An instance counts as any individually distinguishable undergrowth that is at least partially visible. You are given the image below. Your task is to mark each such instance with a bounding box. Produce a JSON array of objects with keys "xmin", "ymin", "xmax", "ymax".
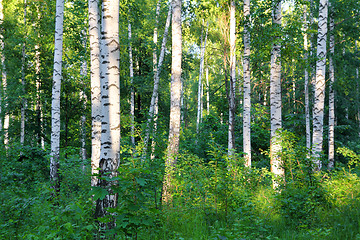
[{"xmin": 1, "ymin": 138, "xmax": 360, "ymax": 239}]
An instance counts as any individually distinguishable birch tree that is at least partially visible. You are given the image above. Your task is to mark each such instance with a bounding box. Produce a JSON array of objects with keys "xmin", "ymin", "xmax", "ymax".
[
  {"xmin": 228, "ymin": 0, "xmax": 236, "ymax": 156},
  {"xmin": 303, "ymin": 2, "xmax": 311, "ymax": 154},
  {"xmin": 89, "ymin": 0, "xmax": 101, "ymax": 187},
  {"xmin": 95, "ymin": 0, "xmax": 120, "ymax": 228},
  {"xmin": 0, "ymin": 0, "xmax": 3, "ymax": 136},
  {"xmin": 163, "ymin": 0, "xmax": 181, "ymax": 204},
  {"xmin": 50, "ymin": 0, "xmax": 64, "ymax": 191},
  {"xmin": 128, "ymin": 20, "xmax": 135, "ymax": 147},
  {"xmin": 1, "ymin": 0, "xmax": 8, "ymax": 148},
  {"xmin": 143, "ymin": 2, "xmax": 172, "ymax": 158},
  {"xmin": 243, "ymin": 0, "xmax": 251, "ymax": 167},
  {"xmin": 328, "ymin": 5, "xmax": 335, "ymax": 170},
  {"xmin": 20, "ymin": 0, "xmax": 27, "ymax": 147},
  {"xmin": 80, "ymin": 29, "xmax": 87, "ymax": 162},
  {"xmin": 312, "ymin": 0, "xmax": 328, "ymax": 170},
  {"xmin": 270, "ymin": 0, "xmax": 284, "ymax": 187},
  {"xmin": 196, "ymin": 21, "xmax": 208, "ymax": 133}
]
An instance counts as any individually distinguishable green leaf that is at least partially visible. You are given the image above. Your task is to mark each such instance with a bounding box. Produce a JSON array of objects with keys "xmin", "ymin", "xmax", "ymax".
[
  {"xmin": 89, "ymin": 186, "xmax": 109, "ymax": 200},
  {"xmin": 135, "ymin": 177, "xmax": 146, "ymax": 186}
]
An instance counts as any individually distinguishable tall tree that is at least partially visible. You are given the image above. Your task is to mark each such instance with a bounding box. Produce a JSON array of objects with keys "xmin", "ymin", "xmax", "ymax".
[
  {"xmin": 80, "ymin": 29, "xmax": 87, "ymax": 162},
  {"xmin": 312, "ymin": 0, "xmax": 328, "ymax": 170},
  {"xmin": 50, "ymin": 0, "xmax": 65, "ymax": 191},
  {"xmin": 196, "ymin": 21, "xmax": 208, "ymax": 133},
  {"xmin": 20, "ymin": 0, "xmax": 27, "ymax": 147},
  {"xmin": 328, "ymin": 4, "xmax": 335, "ymax": 170},
  {"xmin": 128, "ymin": 20, "xmax": 135, "ymax": 147},
  {"xmin": 95, "ymin": 0, "xmax": 120, "ymax": 228},
  {"xmin": 270, "ymin": 0, "xmax": 283, "ymax": 187},
  {"xmin": 228, "ymin": 0, "xmax": 236, "ymax": 156},
  {"xmin": 0, "ymin": 0, "xmax": 3, "ymax": 136},
  {"xmin": 89, "ymin": 0, "xmax": 101, "ymax": 187},
  {"xmin": 243, "ymin": 0, "xmax": 251, "ymax": 167},
  {"xmin": 1, "ymin": 0, "xmax": 8, "ymax": 149},
  {"xmin": 143, "ymin": 2, "xmax": 172, "ymax": 159},
  {"xmin": 163, "ymin": 0, "xmax": 182, "ymax": 204},
  {"xmin": 303, "ymin": 2, "xmax": 311, "ymax": 154}
]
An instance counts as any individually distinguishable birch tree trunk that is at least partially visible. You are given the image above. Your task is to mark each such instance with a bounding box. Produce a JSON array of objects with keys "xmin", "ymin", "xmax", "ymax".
[
  {"xmin": 228, "ymin": 0, "xmax": 236, "ymax": 156},
  {"xmin": 20, "ymin": 0, "xmax": 27, "ymax": 147},
  {"xmin": 143, "ymin": 3, "xmax": 172, "ymax": 158},
  {"xmin": 1, "ymin": 0, "xmax": 8, "ymax": 148},
  {"xmin": 80, "ymin": 30, "xmax": 87, "ymax": 162},
  {"xmin": 270, "ymin": 0, "xmax": 284, "ymax": 188},
  {"xmin": 312, "ymin": 0, "xmax": 328, "ymax": 170},
  {"xmin": 357, "ymin": 41, "xmax": 360, "ymax": 138},
  {"xmin": 128, "ymin": 21, "xmax": 135, "ymax": 147},
  {"xmin": 88, "ymin": 0, "xmax": 101, "ymax": 187},
  {"xmin": 0, "ymin": 0, "xmax": 3, "ymax": 137},
  {"xmin": 206, "ymin": 66, "xmax": 210, "ymax": 114},
  {"xmin": 163, "ymin": 0, "xmax": 181, "ymax": 204},
  {"xmin": 50, "ymin": 0, "xmax": 64, "ymax": 191},
  {"xmin": 196, "ymin": 21, "xmax": 208, "ymax": 133},
  {"xmin": 303, "ymin": 3, "xmax": 311, "ymax": 154},
  {"xmin": 243, "ymin": 0, "xmax": 251, "ymax": 167},
  {"xmin": 95, "ymin": 0, "xmax": 120, "ymax": 228},
  {"xmin": 328, "ymin": 6, "xmax": 335, "ymax": 170}
]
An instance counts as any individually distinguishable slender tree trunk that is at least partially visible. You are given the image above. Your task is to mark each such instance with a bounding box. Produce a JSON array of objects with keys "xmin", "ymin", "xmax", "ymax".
[
  {"xmin": 357, "ymin": 41, "xmax": 360, "ymax": 138},
  {"xmin": 50, "ymin": 0, "xmax": 64, "ymax": 191},
  {"xmin": 1, "ymin": 0, "xmax": 8, "ymax": 149},
  {"xmin": 206, "ymin": 65, "xmax": 210, "ymax": 114},
  {"xmin": 149, "ymin": 0, "xmax": 161, "ymax": 159},
  {"xmin": 143, "ymin": 3, "xmax": 172, "ymax": 158},
  {"xmin": 20, "ymin": 0, "xmax": 27, "ymax": 147},
  {"xmin": 80, "ymin": 30, "xmax": 87, "ymax": 162},
  {"xmin": 35, "ymin": 5, "xmax": 44, "ymax": 148},
  {"xmin": 89, "ymin": 0, "xmax": 101, "ymax": 187},
  {"xmin": 303, "ymin": 3, "xmax": 311, "ymax": 154},
  {"xmin": 95, "ymin": 0, "xmax": 120, "ymax": 229},
  {"xmin": 243, "ymin": 0, "xmax": 251, "ymax": 167},
  {"xmin": 0, "ymin": 0, "xmax": 3, "ymax": 138},
  {"xmin": 270, "ymin": 0, "xmax": 283, "ymax": 188},
  {"xmin": 163, "ymin": 0, "xmax": 182, "ymax": 204},
  {"xmin": 328, "ymin": 5, "xmax": 335, "ymax": 170},
  {"xmin": 196, "ymin": 21, "xmax": 208, "ymax": 133},
  {"xmin": 228, "ymin": 0, "xmax": 236, "ymax": 156},
  {"xmin": 312, "ymin": 0, "xmax": 328, "ymax": 170},
  {"xmin": 128, "ymin": 21, "xmax": 135, "ymax": 148}
]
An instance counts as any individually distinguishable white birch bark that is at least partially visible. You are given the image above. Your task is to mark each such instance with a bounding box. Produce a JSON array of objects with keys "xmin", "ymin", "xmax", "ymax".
[
  {"xmin": 88, "ymin": 0, "xmax": 101, "ymax": 187},
  {"xmin": 128, "ymin": 21, "xmax": 135, "ymax": 147},
  {"xmin": 50, "ymin": 0, "xmax": 64, "ymax": 190},
  {"xmin": 143, "ymin": 3, "xmax": 172, "ymax": 158},
  {"xmin": 35, "ymin": 6, "xmax": 44, "ymax": 148},
  {"xmin": 147, "ymin": 0, "xmax": 161, "ymax": 158},
  {"xmin": 206, "ymin": 64, "xmax": 209, "ymax": 114},
  {"xmin": 270, "ymin": 0, "xmax": 283, "ymax": 187},
  {"xmin": 0, "ymin": 0, "xmax": 3, "ymax": 136},
  {"xmin": 357, "ymin": 41, "xmax": 360, "ymax": 138},
  {"xmin": 0, "ymin": 0, "xmax": 8, "ymax": 148},
  {"xmin": 80, "ymin": 30, "xmax": 87, "ymax": 162},
  {"xmin": 303, "ymin": 3, "xmax": 311, "ymax": 154},
  {"xmin": 196, "ymin": 21, "xmax": 208, "ymax": 133},
  {"xmin": 163, "ymin": 0, "xmax": 181, "ymax": 204},
  {"xmin": 95, "ymin": 0, "xmax": 120, "ymax": 227},
  {"xmin": 20, "ymin": 0, "xmax": 27, "ymax": 147},
  {"xmin": 228, "ymin": 0, "xmax": 236, "ymax": 156},
  {"xmin": 312, "ymin": 0, "xmax": 328, "ymax": 170},
  {"xmin": 328, "ymin": 6, "xmax": 335, "ymax": 170},
  {"xmin": 243, "ymin": 0, "xmax": 251, "ymax": 167}
]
